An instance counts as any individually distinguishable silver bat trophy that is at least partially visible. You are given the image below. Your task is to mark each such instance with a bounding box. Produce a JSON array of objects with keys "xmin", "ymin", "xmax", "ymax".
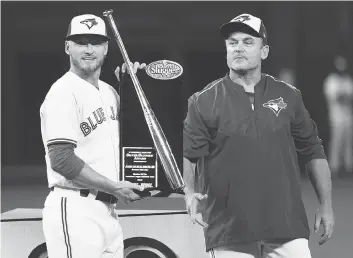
[{"xmin": 103, "ymin": 9, "xmax": 185, "ymax": 193}]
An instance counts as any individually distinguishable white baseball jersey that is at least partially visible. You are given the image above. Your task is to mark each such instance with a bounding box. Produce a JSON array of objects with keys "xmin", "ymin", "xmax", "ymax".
[
  {"xmin": 40, "ymin": 71, "xmax": 120, "ymax": 188},
  {"xmin": 323, "ymin": 73, "xmax": 353, "ymax": 123}
]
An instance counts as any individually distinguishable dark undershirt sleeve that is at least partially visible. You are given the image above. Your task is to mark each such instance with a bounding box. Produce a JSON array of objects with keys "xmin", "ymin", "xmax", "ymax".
[{"xmin": 48, "ymin": 143, "xmax": 85, "ymax": 180}]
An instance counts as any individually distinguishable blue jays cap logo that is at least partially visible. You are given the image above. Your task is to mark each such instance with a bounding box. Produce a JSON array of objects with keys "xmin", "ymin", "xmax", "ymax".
[
  {"xmin": 80, "ymin": 18, "xmax": 98, "ymax": 30},
  {"xmin": 233, "ymin": 14, "xmax": 251, "ymax": 23},
  {"xmin": 262, "ymin": 97, "xmax": 287, "ymax": 116}
]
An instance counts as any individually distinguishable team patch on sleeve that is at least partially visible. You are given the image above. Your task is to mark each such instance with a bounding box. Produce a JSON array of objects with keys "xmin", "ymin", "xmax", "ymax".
[{"xmin": 47, "ymin": 138, "xmax": 77, "ymax": 147}]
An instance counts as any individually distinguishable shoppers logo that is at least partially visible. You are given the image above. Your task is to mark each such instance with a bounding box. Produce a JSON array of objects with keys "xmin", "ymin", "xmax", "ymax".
[
  {"xmin": 263, "ymin": 97, "xmax": 287, "ymax": 117},
  {"xmin": 146, "ymin": 60, "xmax": 183, "ymax": 80}
]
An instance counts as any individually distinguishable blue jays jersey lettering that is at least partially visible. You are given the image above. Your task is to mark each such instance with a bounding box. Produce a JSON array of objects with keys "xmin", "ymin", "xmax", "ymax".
[
  {"xmin": 80, "ymin": 105, "xmax": 119, "ymax": 136},
  {"xmin": 40, "ymin": 71, "xmax": 120, "ymax": 188},
  {"xmin": 184, "ymin": 73, "xmax": 326, "ymax": 251}
]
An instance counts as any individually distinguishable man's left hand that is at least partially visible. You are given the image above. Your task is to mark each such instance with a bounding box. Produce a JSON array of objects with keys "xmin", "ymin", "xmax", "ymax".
[{"xmin": 314, "ymin": 205, "xmax": 335, "ymax": 245}]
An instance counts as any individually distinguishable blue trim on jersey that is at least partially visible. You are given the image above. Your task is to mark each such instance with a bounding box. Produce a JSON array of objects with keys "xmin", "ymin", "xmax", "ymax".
[{"xmin": 48, "ymin": 138, "xmax": 77, "ymax": 147}]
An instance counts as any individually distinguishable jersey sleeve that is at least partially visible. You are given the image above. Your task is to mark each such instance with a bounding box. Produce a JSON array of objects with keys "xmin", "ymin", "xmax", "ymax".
[
  {"xmin": 291, "ymin": 89, "xmax": 327, "ymax": 163},
  {"xmin": 41, "ymin": 88, "xmax": 80, "ymax": 147},
  {"xmin": 183, "ymin": 95, "xmax": 211, "ymax": 159}
]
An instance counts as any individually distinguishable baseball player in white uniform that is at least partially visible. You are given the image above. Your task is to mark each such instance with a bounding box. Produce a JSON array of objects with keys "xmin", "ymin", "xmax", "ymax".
[
  {"xmin": 323, "ymin": 55, "xmax": 353, "ymax": 175},
  {"xmin": 40, "ymin": 14, "xmax": 146, "ymax": 258}
]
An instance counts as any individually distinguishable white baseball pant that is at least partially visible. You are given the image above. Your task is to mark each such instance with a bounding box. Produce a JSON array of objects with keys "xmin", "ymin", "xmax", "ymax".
[
  {"xmin": 42, "ymin": 187, "xmax": 124, "ymax": 258},
  {"xmin": 209, "ymin": 238, "xmax": 312, "ymax": 258}
]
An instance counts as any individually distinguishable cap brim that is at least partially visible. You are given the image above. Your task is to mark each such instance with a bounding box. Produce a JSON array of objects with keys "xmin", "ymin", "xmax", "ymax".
[
  {"xmin": 66, "ymin": 34, "xmax": 111, "ymax": 42},
  {"xmin": 220, "ymin": 22, "xmax": 261, "ymax": 39}
]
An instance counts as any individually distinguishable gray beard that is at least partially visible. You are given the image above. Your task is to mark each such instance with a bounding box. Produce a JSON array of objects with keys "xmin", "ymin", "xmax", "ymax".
[
  {"xmin": 233, "ymin": 69, "xmax": 248, "ymax": 76},
  {"xmin": 72, "ymin": 57, "xmax": 104, "ymax": 75},
  {"xmin": 232, "ymin": 63, "xmax": 258, "ymax": 76}
]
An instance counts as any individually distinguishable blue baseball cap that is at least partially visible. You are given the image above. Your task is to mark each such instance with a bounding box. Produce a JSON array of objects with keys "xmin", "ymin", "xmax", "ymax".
[
  {"xmin": 220, "ymin": 14, "xmax": 267, "ymax": 45},
  {"xmin": 66, "ymin": 14, "xmax": 110, "ymax": 41}
]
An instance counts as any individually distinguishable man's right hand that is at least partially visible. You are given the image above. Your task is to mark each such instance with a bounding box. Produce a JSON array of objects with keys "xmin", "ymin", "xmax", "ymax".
[
  {"xmin": 114, "ymin": 61, "xmax": 146, "ymax": 82},
  {"xmin": 185, "ymin": 193, "xmax": 208, "ymax": 227},
  {"xmin": 113, "ymin": 181, "xmax": 145, "ymax": 203}
]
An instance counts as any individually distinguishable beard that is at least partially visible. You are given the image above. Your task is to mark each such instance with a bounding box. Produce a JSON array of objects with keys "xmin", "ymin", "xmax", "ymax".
[
  {"xmin": 71, "ymin": 55, "xmax": 105, "ymax": 75},
  {"xmin": 232, "ymin": 68, "xmax": 248, "ymax": 76},
  {"xmin": 231, "ymin": 62, "xmax": 259, "ymax": 76}
]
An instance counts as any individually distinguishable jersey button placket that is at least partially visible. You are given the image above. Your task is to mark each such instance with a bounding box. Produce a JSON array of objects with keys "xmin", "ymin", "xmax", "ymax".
[{"xmin": 99, "ymin": 89, "xmax": 120, "ymax": 182}]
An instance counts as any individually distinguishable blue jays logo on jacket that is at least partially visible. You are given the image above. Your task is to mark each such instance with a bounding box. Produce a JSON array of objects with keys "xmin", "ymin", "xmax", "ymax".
[
  {"xmin": 263, "ymin": 97, "xmax": 287, "ymax": 116},
  {"xmin": 80, "ymin": 18, "xmax": 98, "ymax": 29}
]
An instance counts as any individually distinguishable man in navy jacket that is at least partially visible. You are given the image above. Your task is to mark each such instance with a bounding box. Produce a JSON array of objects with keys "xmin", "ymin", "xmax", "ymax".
[{"xmin": 183, "ymin": 13, "xmax": 334, "ymax": 258}]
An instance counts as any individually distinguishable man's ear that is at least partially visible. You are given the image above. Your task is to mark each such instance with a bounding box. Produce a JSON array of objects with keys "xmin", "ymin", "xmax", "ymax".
[
  {"xmin": 65, "ymin": 41, "xmax": 70, "ymax": 55},
  {"xmin": 261, "ymin": 45, "xmax": 269, "ymax": 60},
  {"xmin": 104, "ymin": 42, "xmax": 108, "ymax": 56}
]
